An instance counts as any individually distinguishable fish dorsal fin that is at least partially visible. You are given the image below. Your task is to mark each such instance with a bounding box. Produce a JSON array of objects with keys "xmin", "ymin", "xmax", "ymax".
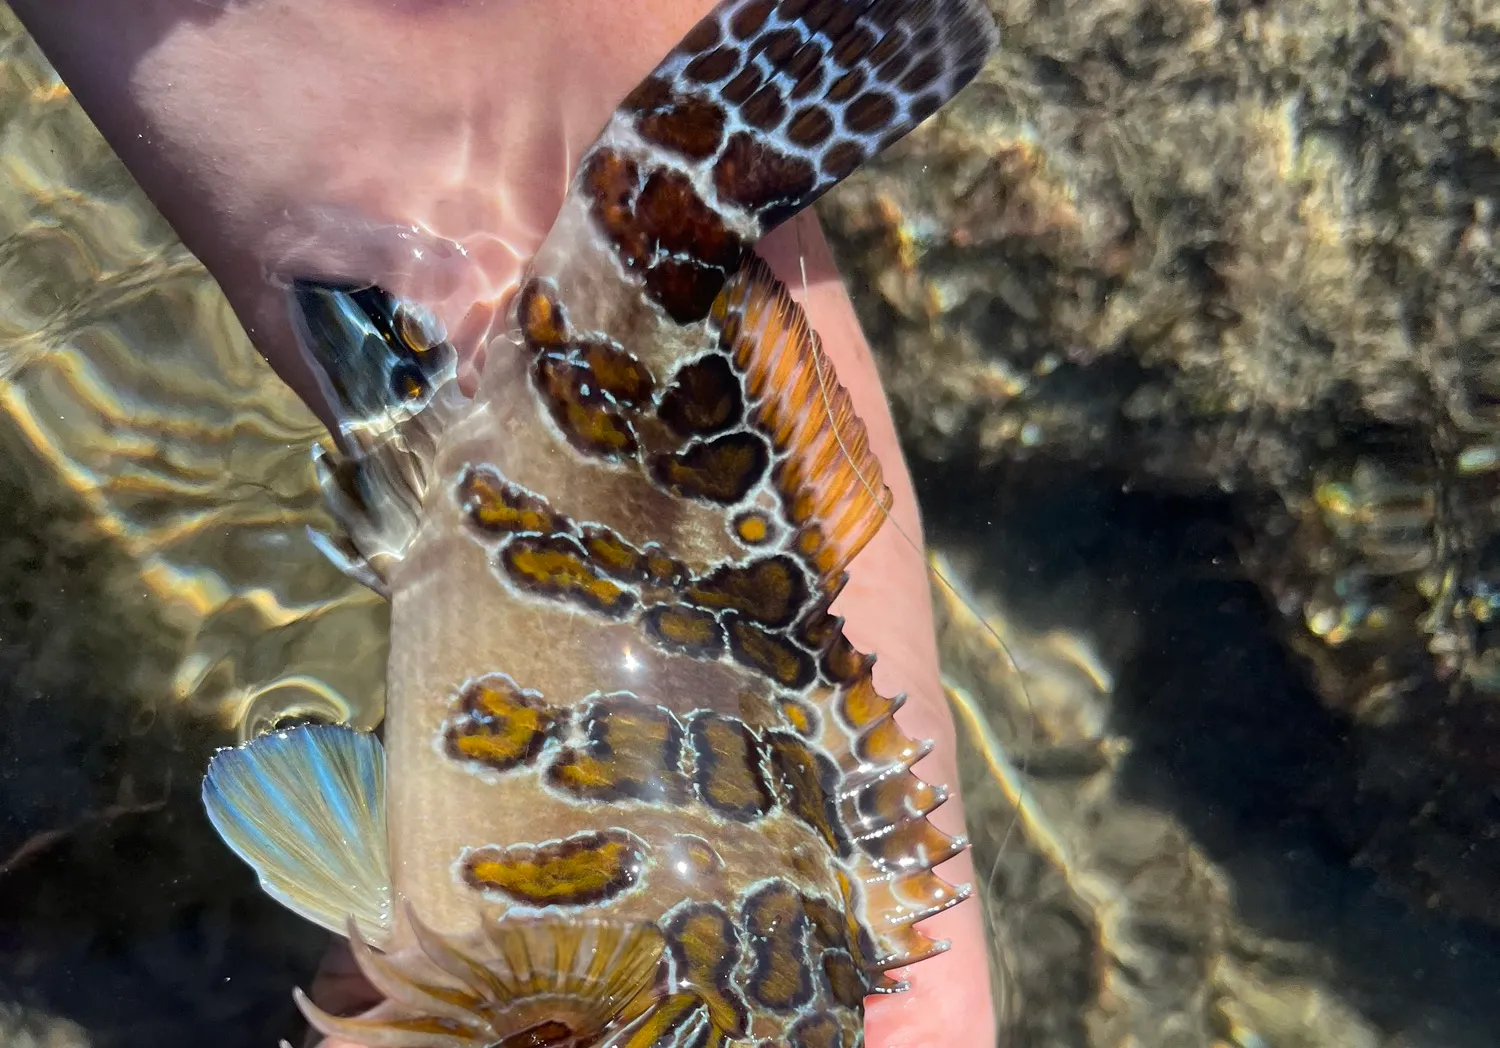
[
  {"xmin": 296, "ymin": 908, "xmax": 665, "ymax": 1048},
  {"xmin": 290, "ymin": 281, "xmax": 464, "ymax": 594},
  {"xmin": 201, "ymin": 724, "xmax": 393, "ymax": 941},
  {"xmin": 713, "ymin": 255, "xmax": 893, "ymax": 587}
]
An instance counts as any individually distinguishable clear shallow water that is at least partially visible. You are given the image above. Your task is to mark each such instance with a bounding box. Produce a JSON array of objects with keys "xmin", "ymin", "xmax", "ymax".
[{"xmin": 2, "ymin": 1, "xmax": 1500, "ymax": 1046}]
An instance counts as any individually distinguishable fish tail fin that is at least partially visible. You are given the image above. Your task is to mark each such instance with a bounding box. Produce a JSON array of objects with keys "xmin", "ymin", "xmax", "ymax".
[
  {"xmin": 526, "ymin": 0, "xmax": 999, "ymax": 332},
  {"xmin": 297, "ymin": 907, "xmax": 665, "ymax": 1048},
  {"xmin": 201, "ymin": 723, "xmax": 393, "ymax": 941},
  {"xmin": 290, "ymin": 280, "xmax": 463, "ymax": 589}
]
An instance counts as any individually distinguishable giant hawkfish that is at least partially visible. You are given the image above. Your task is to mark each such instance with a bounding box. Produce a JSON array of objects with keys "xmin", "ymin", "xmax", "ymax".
[{"xmin": 201, "ymin": 1, "xmax": 999, "ymax": 1045}]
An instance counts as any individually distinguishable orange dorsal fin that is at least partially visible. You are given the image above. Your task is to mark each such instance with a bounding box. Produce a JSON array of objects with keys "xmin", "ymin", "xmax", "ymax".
[{"xmin": 713, "ymin": 256, "xmax": 893, "ymax": 591}]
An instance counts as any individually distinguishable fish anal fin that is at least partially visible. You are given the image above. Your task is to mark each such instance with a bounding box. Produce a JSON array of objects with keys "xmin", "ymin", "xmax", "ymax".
[
  {"xmin": 300, "ymin": 912, "xmax": 666, "ymax": 1048},
  {"xmin": 201, "ymin": 724, "xmax": 392, "ymax": 941},
  {"xmin": 713, "ymin": 257, "xmax": 892, "ymax": 588}
]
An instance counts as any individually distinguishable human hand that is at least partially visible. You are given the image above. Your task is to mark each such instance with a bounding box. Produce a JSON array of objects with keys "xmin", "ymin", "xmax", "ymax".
[{"xmin": 7, "ymin": 2, "xmax": 997, "ymax": 1044}]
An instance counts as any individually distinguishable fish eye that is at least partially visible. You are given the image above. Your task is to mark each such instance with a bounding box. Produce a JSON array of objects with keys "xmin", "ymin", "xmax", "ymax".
[
  {"xmin": 390, "ymin": 362, "xmax": 430, "ymax": 404},
  {"xmin": 394, "ymin": 302, "xmax": 446, "ymax": 354}
]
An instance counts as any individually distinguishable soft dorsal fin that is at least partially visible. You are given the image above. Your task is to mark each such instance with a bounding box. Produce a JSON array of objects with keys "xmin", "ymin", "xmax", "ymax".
[
  {"xmin": 713, "ymin": 255, "xmax": 893, "ymax": 589},
  {"xmin": 201, "ymin": 724, "xmax": 394, "ymax": 941}
]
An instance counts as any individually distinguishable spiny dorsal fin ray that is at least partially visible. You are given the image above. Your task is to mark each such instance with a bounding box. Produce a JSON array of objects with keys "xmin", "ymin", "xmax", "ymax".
[
  {"xmin": 297, "ymin": 910, "xmax": 665, "ymax": 1048},
  {"xmin": 712, "ymin": 255, "xmax": 893, "ymax": 588},
  {"xmin": 201, "ymin": 724, "xmax": 393, "ymax": 941}
]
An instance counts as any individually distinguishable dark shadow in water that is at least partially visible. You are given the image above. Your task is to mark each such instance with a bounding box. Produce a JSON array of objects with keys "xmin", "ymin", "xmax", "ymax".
[
  {"xmin": 915, "ymin": 452, "xmax": 1500, "ymax": 1048},
  {"xmin": 0, "ymin": 429, "xmax": 324, "ymax": 1047}
]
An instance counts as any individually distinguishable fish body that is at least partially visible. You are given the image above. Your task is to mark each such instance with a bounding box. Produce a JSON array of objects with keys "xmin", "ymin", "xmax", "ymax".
[{"xmin": 202, "ymin": 2, "xmax": 998, "ymax": 1045}]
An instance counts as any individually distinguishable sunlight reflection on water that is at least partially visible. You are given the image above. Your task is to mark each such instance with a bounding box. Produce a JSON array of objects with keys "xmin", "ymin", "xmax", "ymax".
[{"xmin": 0, "ymin": 6, "xmax": 385, "ymax": 741}]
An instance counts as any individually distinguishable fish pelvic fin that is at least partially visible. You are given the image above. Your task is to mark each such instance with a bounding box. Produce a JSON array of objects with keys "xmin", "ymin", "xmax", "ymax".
[
  {"xmin": 201, "ymin": 723, "xmax": 393, "ymax": 941},
  {"xmin": 297, "ymin": 907, "xmax": 665, "ymax": 1048},
  {"xmin": 291, "ymin": 280, "xmax": 463, "ymax": 591}
]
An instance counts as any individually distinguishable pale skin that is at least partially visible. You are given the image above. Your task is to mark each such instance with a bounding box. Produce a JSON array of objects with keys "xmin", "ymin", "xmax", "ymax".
[{"xmin": 7, "ymin": 2, "xmax": 998, "ymax": 1045}]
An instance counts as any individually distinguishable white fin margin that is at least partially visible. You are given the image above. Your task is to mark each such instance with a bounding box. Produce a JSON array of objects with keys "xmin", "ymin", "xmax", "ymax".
[{"xmin": 202, "ymin": 724, "xmax": 393, "ymax": 941}]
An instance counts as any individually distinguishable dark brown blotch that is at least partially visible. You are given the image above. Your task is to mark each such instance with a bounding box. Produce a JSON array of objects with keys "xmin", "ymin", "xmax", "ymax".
[
  {"xmin": 533, "ymin": 354, "xmax": 639, "ymax": 459},
  {"xmin": 677, "ymin": 14, "xmax": 723, "ymax": 55},
  {"xmin": 766, "ymin": 730, "xmax": 852, "ymax": 857},
  {"xmin": 461, "ymin": 828, "xmax": 644, "ymax": 907},
  {"xmin": 579, "ymin": 524, "xmax": 647, "ymax": 582},
  {"xmin": 688, "ymin": 713, "xmax": 774, "ymax": 821},
  {"xmin": 518, "ymin": 277, "xmax": 569, "ymax": 350},
  {"xmin": 686, "ymin": 555, "xmax": 809, "ymax": 628},
  {"xmin": 827, "ymin": 68, "xmax": 866, "ymax": 103},
  {"xmin": 713, "ymin": 132, "xmax": 819, "ymax": 225},
  {"xmin": 663, "ymin": 903, "xmax": 748, "ymax": 1035},
  {"xmin": 642, "ymin": 603, "xmax": 726, "ymax": 658},
  {"xmin": 576, "ymin": 338, "xmax": 656, "ymax": 405},
  {"xmin": 741, "ymin": 82, "xmax": 788, "ymax": 131},
  {"xmin": 832, "ymin": 25, "xmax": 877, "ymax": 67},
  {"xmin": 685, "ymin": 45, "xmax": 741, "ymax": 83},
  {"xmin": 443, "ymin": 673, "xmax": 560, "ymax": 773},
  {"xmin": 756, "ymin": 28, "xmax": 801, "ymax": 66},
  {"xmin": 789, "ymin": 1014, "xmax": 845, "ymax": 1048},
  {"xmin": 845, "ymin": 91, "xmax": 898, "ymax": 133},
  {"xmin": 658, "ymin": 353, "xmax": 743, "ymax": 437},
  {"xmin": 583, "ymin": 149, "xmax": 649, "ymax": 267},
  {"xmin": 636, "ymin": 92, "xmax": 729, "ymax": 161},
  {"xmin": 899, "ymin": 54, "xmax": 943, "ymax": 93},
  {"xmin": 730, "ymin": 0, "xmax": 775, "ymax": 39},
  {"xmin": 788, "ymin": 106, "xmax": 836, "ymax": 147},
  {"xmin": 500, "ymin": 533, "xmax": 636, "ymax": 617},
  {"xmin": 546, "ymin": 694, "xmax": 688, "ymax": 805},
  {"xmin": 741, "ymin": 880, "xmax": 814, "ymax": 1012},
  {"xmin": 458, "ymin": 465, "xmax": 572, "ymax": 537},
  {"xmin": 651, "ymin": 432, "xmax": 769, "ymax": 505},
  {"xmin": 821, "ymin": 949, "xmax": 868, "ymax": 1011},
  {"xmin": 779, "ymin": 696, "xmax": 821, "ymax": 738},
  {"xmin": 726, "ymin": 614, "xmax": 817, "ymax": 690},
  {"xmin": 723, "ymin": 65, "xmax": 764, "ymax": 104}
]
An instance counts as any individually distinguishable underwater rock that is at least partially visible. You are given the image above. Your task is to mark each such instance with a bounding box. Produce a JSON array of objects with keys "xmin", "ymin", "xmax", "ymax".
[{"xmin": 817, "ymin": 0, "xmax": 1500, "ymax": 943}]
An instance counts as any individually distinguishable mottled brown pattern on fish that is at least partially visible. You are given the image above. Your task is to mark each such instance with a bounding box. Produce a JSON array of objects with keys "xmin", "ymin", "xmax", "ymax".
[
  {"xmin": 546, "ymin": 694, "xmax": 690, "ymax": 806},
  {"xmin": 300, "ymin": 2, "xmax": 998, "ymax": 1045},
  {"xmin": 459, "ymin": 465, "xmax": 570, "ymax": 537},
  {"xmin": 461, "ymin": 828, "xmax": 647, "ymax": 907},
  {"xmin": 741, "ymin": 880, "xmax": 815, "ymax": 1012},
  {"xmin": 650, "ymin": 432, "xmax": 770, "ymax": 504},
  {"xmin": 788, "ymin": 1014, "xmax": 845, "ymax": 1048},
  {"xmin": 500, "ymin": 534, "xmax": 637, "ymax": 617},
  {"xmin": 687, "ymin": 713, "xmax": 775, "ymax": 820},
  {"xmin": 443, "ymin": 673, "xmax": 560, "ymax": 774},
  {"xmin": 663, "ymin": 903, "xmax": 748, "ymax": 1035},
  {"xmin": 685, "ymin": 555, "xmax": 808, "ymax": 628},
  {"xmin": 725, "ymin": 614, "xmax": 817, "ymax": 689}
]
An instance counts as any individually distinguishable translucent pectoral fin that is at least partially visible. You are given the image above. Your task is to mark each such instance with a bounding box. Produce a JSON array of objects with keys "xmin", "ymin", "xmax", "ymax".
[
  {"xmin": 298, "ymin": 910, "xmax": 666, "ymax": 1048},
  {"xmin": 291, "ymin": 280, "xmax": 464, "ymax": 590},
  {"xmin": 201, "ymin": 724, "xmax": 393, "ymax": 940}
]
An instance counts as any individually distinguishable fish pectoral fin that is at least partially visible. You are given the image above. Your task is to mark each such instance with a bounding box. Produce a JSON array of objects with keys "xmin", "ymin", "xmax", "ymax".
[
  {"xmin": 299, "ymin": 909, "xmax": 666, "ymax": 1048},
  {"xmin": 293, "ymin": 280, "xmax": 463, "ymax": 592},
  {"xmin": 201, "ymin": 723, "xmax": 393, "ymax": 941}
]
